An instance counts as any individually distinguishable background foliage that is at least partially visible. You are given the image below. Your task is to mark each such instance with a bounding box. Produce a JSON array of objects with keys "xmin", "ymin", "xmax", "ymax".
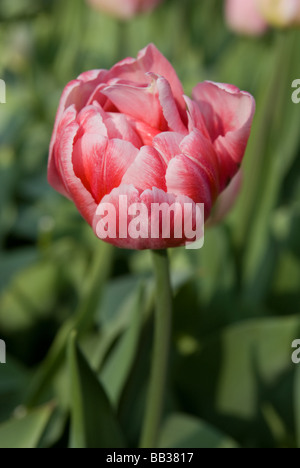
[{"xmin": 0, "ymin": 0, "xmax": 299, "ymax": 449}]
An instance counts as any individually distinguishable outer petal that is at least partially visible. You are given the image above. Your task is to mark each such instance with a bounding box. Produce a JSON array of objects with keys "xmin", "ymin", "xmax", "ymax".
[
  {"xmin": 48, "ymin": 71, "xmax": 109, "ymax": 193},
  {"xmin": 208, "ymin": 170, "xmax": 242, "ymax": 226},
  {"xmin": 73, "ymin": 135, "xmax": 139, "ymax": 203},
  {"xmin": 92, "ymin": 185, "xmax": 202, "ymax": 250},
  {"xmin": 56, "ymin": 122, "xmax": 97, "ymax": 225},
  {"xmin": 122, "ymin": 146, "xmax": 167, "ymax": 191},
  {"xmin": 166, "ymin": 154, "xmax": 213, "ymax": 218},
  {"xmin": 192, "ymin": 81, "xmax": 255, "ymax": 189},
  {"xmin": 48, "ymin": 105, "xmax": 77, "ymax": 197},
  {"xmin": 108, "ymin": 44, "xmax": 187, "ymax": 124},
  {"xmin": 225, "ymin": 0, "xmax": 268, "ymax": 35},
  {"xmin": 179, "ymin": 129, "xmax": 220, "ymax": 198}
]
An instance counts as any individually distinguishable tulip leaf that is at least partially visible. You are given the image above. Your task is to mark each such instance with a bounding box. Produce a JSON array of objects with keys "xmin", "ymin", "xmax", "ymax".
[
  {"xmin": 68, "ymin": 333, "xmax": 126, "ymax": 449},
  {"xmin": 159, "ymin": 413, "xmax": 239, "ymax": 449},
  {"xmin": 0, "ymin": 357, "xmax": 30, "ymax": 423},
  {"xmin": 0, "ymin": 404, "xmax": 53, "ymax": 449},
  {"xmin": 100, "ymin": 284, "xmax": 145, "ymax": 406}
]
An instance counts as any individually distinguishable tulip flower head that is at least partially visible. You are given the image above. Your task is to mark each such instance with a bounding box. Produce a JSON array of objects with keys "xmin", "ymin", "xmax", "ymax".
[{"xmin": 48, "ymin": 45, "xmax": 255, "ymax": 250}]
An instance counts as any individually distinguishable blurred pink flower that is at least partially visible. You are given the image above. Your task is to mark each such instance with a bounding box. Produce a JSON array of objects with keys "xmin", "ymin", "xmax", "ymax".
[
  {"xmin": 86, "ymin": 0, "xmax": 163, "ymax": 20},
  {"xmin": 48, "ymin": 45, "xmax": 255, "ymax": 250},
  {"xmin": 226, "ymin": 0, "xmax": 300, "ymax": 35},
  {"xmin": 225, "ymin": 0, "xmax": 268, "ymax": 35}
]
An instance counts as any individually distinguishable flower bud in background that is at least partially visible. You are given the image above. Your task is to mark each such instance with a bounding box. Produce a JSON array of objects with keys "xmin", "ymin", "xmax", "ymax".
[
  {"xmin": 225, "ymin": 0, "xmax": 268, "ymax": 36},
  {"xmin": 225, "ymin": 0, "xmax": 300, "ymax": 35},
  {"xmin": 86, "ymin": 0, "xmax": 163, "ymax": 20},
  {"xmin": 257, "ymin": 0, "xmax": 300, "ymax": 28}
]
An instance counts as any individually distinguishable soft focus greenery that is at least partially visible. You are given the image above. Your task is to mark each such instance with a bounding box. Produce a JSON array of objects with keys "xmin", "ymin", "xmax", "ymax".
[{"xmin": 0, "ymin": 0, "xmax": 300, "ymax": 449}]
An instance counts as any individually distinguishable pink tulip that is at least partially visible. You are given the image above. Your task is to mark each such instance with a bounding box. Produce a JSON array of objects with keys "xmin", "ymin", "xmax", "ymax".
[
  {"xmin": 226, "ymin": 0, "xmax": 300, "ymax": 35},
  {"xmin": 48, "ymin": 44, "xmax": 255, "ymax": 250},
  {"xmin": 86, "ymin": 0, "xmax": 163, "ymax": 20},
  {"xmin": 225, "ymin": 0, "xmax": 268, "ymax": 35}
]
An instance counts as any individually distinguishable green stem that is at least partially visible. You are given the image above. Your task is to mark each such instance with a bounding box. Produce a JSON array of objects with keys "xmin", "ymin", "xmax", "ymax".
[{"xmin": 140, "ymin": 250, "xmax": 173, "ymax": 449}]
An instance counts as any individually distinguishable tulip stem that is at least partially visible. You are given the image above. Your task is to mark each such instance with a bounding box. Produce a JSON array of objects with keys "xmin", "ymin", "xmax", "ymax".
[{"xmin": 140, "ymin": 250, "xmax": 173, "ymax": 448}]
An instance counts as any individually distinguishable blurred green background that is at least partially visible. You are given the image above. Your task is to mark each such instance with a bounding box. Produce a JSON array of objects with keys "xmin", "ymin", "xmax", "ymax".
[{"xmin": 0, "ymin": 0, "xmax": 300, "ymax": 449}]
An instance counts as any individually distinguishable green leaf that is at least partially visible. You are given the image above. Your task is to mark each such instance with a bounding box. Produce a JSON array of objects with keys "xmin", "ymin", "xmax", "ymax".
[
  {"xmin": 159, "ymin": 413, "xmax": 238, "ymax": 449},
  {"xmin": 0, "ymin": 357, "xmax": 29, "ymax": 422},
  {"xmin": 68, "ymin": 333, "xmax": 126, "ymax": 449},
  {"xmin": 100, "ymin": 284, "xmax": 145, "ymax": 406},
  {"xmin": 174, "ymin": 316, "xmax": 300, "ymax": 446},
  {"xmin": 0, "ymin": 405, "xmax": 53, "ymax": 449}
]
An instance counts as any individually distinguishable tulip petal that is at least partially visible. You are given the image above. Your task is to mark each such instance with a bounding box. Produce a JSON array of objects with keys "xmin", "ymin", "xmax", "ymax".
[
  {"xmin": 57, "ymin": 121, "xmax": 97, "ymax": 225},
  {"xmin": 48, "ymin": 105, "xmax": 78, "ymax": 197},
  {"xmin": 109, "ymin": 44, "xmax": 187, "ymax": 124},
  {"xmin": 192, "ymin": 81, "xmax": 255, "ymax": 189},
  {"xmin": 179, "ymin": 129, "xmax": 220, "ymax": 197},
  {"xmin": 92, "ymin": 184, "xmax": 200, "ymax": 250},
  {"xmin": 153, "ymin": 132, "xmax": 184, "ymax": 164},
  {"xmin": 166, "ymin": 154, "xmax": 213, "ymax": 218},
  {"xmin": 101, "ymin": 78, "xmax": 167, "ymax": 130},
  {"xmin": 104, "ymin": 113, "xmax": 143, "ymax": 148},
  {"xmin": 122, "ymin": 146, "xmax": 167, "ymax": 191},
  {"xmin": 73, "ymin": 135, "xmax": 139, "ymax": 203},
  {"xmin": 184, "ymin": 96, "xmax": 211, "ymax": 139},
  {"xmin": 153, "ymin": 74, "xmax": 188, "ymax": 134},
  {"xmin": 208, "ymin": 170, "xmax": 242, "ymax": 225}
]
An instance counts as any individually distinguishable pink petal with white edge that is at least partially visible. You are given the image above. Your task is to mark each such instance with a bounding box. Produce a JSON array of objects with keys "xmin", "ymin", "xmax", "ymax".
[
  {"xmin": 166, "ymin": 154, "xmax": 213, "ymax": 218},
  {"xmin": 57, "ymin": 122, "xmax": 97, "ymax": 225},
  {"xmin": 122, "ymin": 145, "xmax": 167, "ymax": 191},
  {"xmin": 48, "ymin": 105, "xmax": 78, "ymax": 198},
  {"xmin": 101, "ymin": 78, "xmax": 167, "ymax": 130},
  {"xmin": 153, "ymin": 132, "xmax": 184, "ymax": 164},
  {"xmin": 73, "ymin": 135, "xmax": 139, "ymax": 203},
  {"xmin": 49, "ymin": 71, "xmax": 108, "ymax": 191},
  {"xmin": 151, "ymin": 73, "xmax": 188, "ymax": 134},
  {"xmin": 179, "ymin": 129, "xmax": 220, "ymax": 197},
  {"xmin": 184, "ymin": 96, "xmax": 211, "ymax": 140},
  {"xmin": 104, "ymin": 113, "xmax": 143, "ymax": 148},
  {"xmin": 192, "ymin": 81, "xmax": 255, "ymax": 188},
  {"xmin": 93, "ymin": 185, "xmax": 201, "ymax": 250},
  {"xmin": 108, "ymin": 44, "xmax": 187, "ymax": 124},
  {"xmin": 75, "ymin": 105, "xmax": 108, "ymax": 139}
]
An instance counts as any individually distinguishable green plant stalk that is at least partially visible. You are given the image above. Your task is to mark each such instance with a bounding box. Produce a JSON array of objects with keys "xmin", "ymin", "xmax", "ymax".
[
  {"xmin": 140, "ymin": 250, "xmax": 173, "ymax": 448},
  {"xmin": 25, "ymin": 242, "xmax": 114, "ymax": 408}
]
